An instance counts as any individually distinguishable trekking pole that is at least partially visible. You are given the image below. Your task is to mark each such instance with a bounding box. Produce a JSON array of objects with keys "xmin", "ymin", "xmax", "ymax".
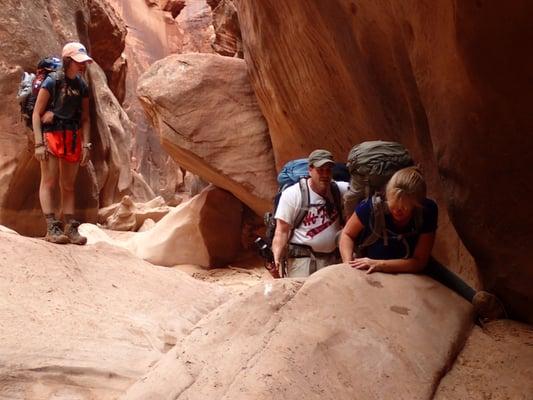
[{"xmin": 254, "ymin": 237, "xmax": 281, "ymax": 278}]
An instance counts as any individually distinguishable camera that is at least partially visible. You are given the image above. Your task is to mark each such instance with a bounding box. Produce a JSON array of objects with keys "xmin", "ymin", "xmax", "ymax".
[{"xmin": 254, "ymin": 237, "xmax": 274, "ymax": 263}]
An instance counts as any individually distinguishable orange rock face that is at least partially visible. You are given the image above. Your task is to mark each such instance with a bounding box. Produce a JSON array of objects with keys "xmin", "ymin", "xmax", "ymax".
[
  {"xmin": 211, "ymin": 0, "xmax": 242, "ymax": 57},
  {"xmin": 88, "ymin": 0, "xmax": 127, "ymax": 102},
  {"xmin": 234, "ymin": 1, "xmax": 533, "ymax": 322},
  {"xmin": 108, "ymin": 0, "xmax": 215, "ymax": 200}
]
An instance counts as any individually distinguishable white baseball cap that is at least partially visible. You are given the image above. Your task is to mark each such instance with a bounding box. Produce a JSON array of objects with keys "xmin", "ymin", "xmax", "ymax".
[{"xmin": 62, "ymin": 42, "xmax": 93, "ymax": 63}]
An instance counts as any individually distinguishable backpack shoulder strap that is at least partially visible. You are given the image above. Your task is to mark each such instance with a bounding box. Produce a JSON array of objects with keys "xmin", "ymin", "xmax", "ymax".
[
  {"xmin": 293, "ymin": 178, "xmax": 310, "ymax": 231},
  {"xmin": 330, "ymin": 181, "xmax": 344, "ymax": 225},
  {"xmin": 357, "ymin": 194, "xmax": 387, "ymax": 254},
  {"xmin": 46, "ymin": 70, "xmax": 67, "ymax": 110}
]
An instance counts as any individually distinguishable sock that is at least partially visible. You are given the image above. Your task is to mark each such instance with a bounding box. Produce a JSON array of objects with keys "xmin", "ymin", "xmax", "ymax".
[{"xmin": 45, "ymin": 213, "xmax": 56, "ymax": 225}]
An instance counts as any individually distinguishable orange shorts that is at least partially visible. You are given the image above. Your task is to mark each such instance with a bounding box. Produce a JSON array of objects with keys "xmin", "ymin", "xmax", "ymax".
[{"xmin": 44, "ymin": 129, "xmax": 82, "ymax": 163}]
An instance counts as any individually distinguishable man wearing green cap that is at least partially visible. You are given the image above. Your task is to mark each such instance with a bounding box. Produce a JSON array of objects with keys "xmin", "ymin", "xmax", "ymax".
[{"xmin": 271, "ymin": 149, "xmax": 349, "ymax": 277}]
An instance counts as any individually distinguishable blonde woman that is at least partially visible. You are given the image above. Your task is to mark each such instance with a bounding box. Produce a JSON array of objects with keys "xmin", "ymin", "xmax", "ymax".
[{"xmin": 339, "ymin": 166, "xmax": 505, "ymax": 322}]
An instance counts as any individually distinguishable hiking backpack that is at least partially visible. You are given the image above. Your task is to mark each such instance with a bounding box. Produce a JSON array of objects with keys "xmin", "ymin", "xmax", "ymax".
[
  {"xmin": 264, "ymin": 159, "xmax": 345, "ymax": 245},
  {"xmin": 344, "ymin": 140, "xmax": 414, "ymax": 217},
  {"xmin": 17, "ymin": 56, "xmax": 62, "ymax": 128}
]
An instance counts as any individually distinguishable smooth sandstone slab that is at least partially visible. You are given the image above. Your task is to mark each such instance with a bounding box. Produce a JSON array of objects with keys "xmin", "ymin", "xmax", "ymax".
[
  {"xmin": 123, "ymin": 264, "xmax": 473, "ymax": 399},
  {"xmin": 0, "ymin": 230, "xmax": 228, "ymax": 399}
]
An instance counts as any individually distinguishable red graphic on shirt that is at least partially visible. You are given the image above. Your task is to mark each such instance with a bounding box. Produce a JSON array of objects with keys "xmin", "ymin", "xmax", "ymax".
[{"xmin": 303, "ymin": 205, "xmax": 338, "ymax": 238}]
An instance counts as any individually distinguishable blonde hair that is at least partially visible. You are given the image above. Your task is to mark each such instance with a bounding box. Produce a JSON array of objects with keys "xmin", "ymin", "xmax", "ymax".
[{"xmin": 386, "ymin": 166, "xmax": 426, "ymax": 207}]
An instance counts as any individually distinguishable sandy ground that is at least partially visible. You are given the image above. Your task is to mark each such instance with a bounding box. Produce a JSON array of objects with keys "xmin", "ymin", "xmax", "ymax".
[{"xmin": 174, "ymin": 254, "xmax": 272, "ymax": 294}]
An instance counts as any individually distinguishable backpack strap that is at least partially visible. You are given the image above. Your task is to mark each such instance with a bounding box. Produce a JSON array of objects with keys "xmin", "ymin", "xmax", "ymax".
[
  {"xmin": 330, "ymin": 181, "xmax": 344, "ymax": 226},
  {"xmin": 357, "ymin": 194, "xmax": 387, "ymax": 256},
  {"xmin": 357, "ymin": 195, "xmax": 426, "ymax": 258},
  {"xmin": 293, "ymin": 178, "xmax": 310, "ymax": 231}
]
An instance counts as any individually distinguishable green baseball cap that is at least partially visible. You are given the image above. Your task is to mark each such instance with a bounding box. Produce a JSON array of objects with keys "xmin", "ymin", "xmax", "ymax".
[{"xmin": 308, "ymin": 149, "xmax": 335, "ymax": 167}]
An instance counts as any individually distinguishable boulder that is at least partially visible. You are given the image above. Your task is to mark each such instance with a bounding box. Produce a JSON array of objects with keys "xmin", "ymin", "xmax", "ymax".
[
  {"xmin": 126, "ymin": 185, "xmax": 243, "ymax": 267},
  {"xmin": 137, "ymin": 53, "xmax": 277, "ymax": 216},
  {"xmin": 123, "ymin": 265, "xmax": 473, "ymax": 399},
  {"xmin": 99, "ymin": 195, "xmax": 170, "ymax": 231},
  {"xmin": 0, "ymin": 230, "xmax": 228, "ymax": 399}
]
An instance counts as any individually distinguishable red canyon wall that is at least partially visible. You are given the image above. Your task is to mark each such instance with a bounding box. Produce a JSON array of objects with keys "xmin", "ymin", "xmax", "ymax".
[{"xmin": 235, "ymin": 0, "xmax": 533, "ymax": 322}]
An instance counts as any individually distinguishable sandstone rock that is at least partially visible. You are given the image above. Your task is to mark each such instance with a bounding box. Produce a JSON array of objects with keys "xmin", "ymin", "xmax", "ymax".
[
  {"xmin": 158, "ymin": 0, "xmax": 186, "ymax": 19},
  {"xmin": 126, "ymin": 185, "xmax": 243, "ymax": 267},
  {"xmin": 166, "ymin": 194, "xmax": 184, "ymax": 207},
  {"xmin": 107, "ymin": 0, "xmax": 196, "ymax": 200},
  {"xmin": 137, "ymin": 53, "xmax": 277, "ymax": 216},
  {"xmin": 123, "ymin": 265, "xmax": 473, "ymax": 399},
  {"xmin": 87, "ymin": 62, "xmax": 138, "ymax": 207},
  {"xmin": 88, "ymin": 0, "xmax": 127, "ymax": 101},
  {"xmin": 176, "ymin": 0, "xmax": 215, "ymax": 53},
  {"xmin": 137, "ymin": 218, "xmax": 156, "ymax": 232},
  {"xmin": 130, "ymin": 170, "xmax": 157, "ymax": 203},
  {"xmin": 234, "ymin": 0, "xmax": 533, "ymax": 322},
  {"xmin": 206, "ymin": 0, "xmax": 222, "ymax": 10},
  {"xmin": 100, "ymin": 195, "xmax": 170, "ymax": 231},
  {"xmin": 211, "ymin": 0, "xmax": 243, "ymax": 57},
  {"xmin": 0, "ymin": 224, "xmax": 19, "ymax": 235},
  {"xmin": 0, "ymin": 230, "xmax": 228, "ymax": 399},
  {"xmin": 434, "ymin": 320, "xmax": 533, "ymax": 399}
]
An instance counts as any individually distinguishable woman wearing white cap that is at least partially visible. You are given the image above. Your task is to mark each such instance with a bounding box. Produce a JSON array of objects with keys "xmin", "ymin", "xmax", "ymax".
[{"xmin": 32, "ymin": 41, "xmax": 93, "ymax": 245}]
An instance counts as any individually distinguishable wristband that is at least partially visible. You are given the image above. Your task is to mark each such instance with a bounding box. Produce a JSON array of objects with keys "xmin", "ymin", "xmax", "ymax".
[{"xmin": 82, "ymin": 143, "xmax": 92, "ymax": 150}]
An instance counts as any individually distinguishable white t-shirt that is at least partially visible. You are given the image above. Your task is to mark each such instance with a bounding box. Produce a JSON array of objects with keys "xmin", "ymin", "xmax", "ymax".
[{"xmin": 275, "ymin": 179, "xmax": 349, "ymax": 253}]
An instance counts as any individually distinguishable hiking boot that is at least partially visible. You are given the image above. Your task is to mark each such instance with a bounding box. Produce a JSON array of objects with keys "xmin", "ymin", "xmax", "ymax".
[
  {"xmin": 44, "ymin": 220, "xmax": 69, "ymax": 244},
  {"xmin": 64, "ymin": 220, "xmax": 87, "ymax": 245},
  {"xmin": 472, "ymin": 291, "xmax": 507, "ymax": 323}
]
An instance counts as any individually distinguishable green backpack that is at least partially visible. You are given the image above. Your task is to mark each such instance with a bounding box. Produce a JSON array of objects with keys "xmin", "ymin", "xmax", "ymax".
[{"xmin": 344, "ymin": 140, "xmax": 414, "ymax": 217}]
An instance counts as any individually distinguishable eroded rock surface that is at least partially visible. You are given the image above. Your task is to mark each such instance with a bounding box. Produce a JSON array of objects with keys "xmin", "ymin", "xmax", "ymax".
[
  {"xmin": 107, "ymin": 0, "xmax": 215, "ymax": 200},
  {"xmin": 434, "ymin": 320, "xmax": 533, "ymax": 399},
  {"xmin": 211, "ymin": 0, "xmax": 242, "ymax": 57},
  {"xmin": 98, "ymin": 195, "xmax": 170, "ymax": 231},
  {"xmin": 137, "ymin": 53, "xmax": 277, "ymax": 216},
  {"xmin": 125, "ymin": 185, "xmax": 243, "ymax": 267},
  {"xmin": 0, "ymin": 230, "xmax": 228, "ymax": 399},
  {"xmin": 123, "ymin": 265, "xmax": 474, "ymax": 399},
  {"xmin": 88, "ymin": 0, "xmax": 128, "ymax": 101}
]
